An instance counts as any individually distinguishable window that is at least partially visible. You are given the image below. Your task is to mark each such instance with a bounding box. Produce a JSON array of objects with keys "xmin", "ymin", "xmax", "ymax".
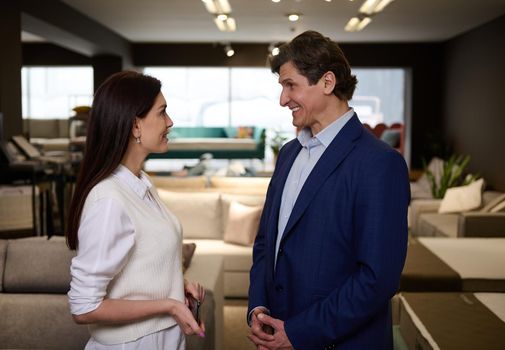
[
  {"xmin": 22, "ymin": 67, "xmax": 93, "ymax": 119},
  {"xmin": 143, "ymin": 66, "xmax": 408, "ymax": 170},
  {"xmin": 351, "ymin": 68, "xmax": 406, "ymax": 127},
  {"xmin": 144, "ymin": 67, "xmax": 292, "ymax": 131},
  {"xmin": 145, "ymin": 67, "xmax": 406, "ymax": 129}
]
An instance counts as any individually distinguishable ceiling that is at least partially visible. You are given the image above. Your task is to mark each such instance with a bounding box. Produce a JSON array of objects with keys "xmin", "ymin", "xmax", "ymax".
[{"xmin": 24, "ymin": 0, "xmax": 505, "ymax": 44}]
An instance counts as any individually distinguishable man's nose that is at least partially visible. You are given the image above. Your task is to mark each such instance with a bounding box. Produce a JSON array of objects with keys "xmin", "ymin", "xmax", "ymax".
[{"xmin": 279, "ymin": 89, "xmax": 289, "ymax": 107}]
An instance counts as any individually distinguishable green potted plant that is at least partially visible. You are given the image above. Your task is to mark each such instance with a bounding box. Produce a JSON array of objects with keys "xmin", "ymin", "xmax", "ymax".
[
  {"xmin": 423, "ymin": 154, "xmax": 479, "ymax": 199},
  {"xmin": 269, "ymin": 129, "xmax": 288, "ymax": 162}
]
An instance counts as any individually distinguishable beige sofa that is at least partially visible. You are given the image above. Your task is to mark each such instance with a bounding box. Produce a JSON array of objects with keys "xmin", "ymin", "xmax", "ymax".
[
  {"xmin": 23, "ymin": 118, "xmax": 70, "ymax": 152},
  {"xmin": 409, "ymin": 191, "xmax": 505, "ymax": 237},
  {"xmin": 0, "ymin": 236, "xmax": 223, "ymax": 350},
  {"xmin": 152, "ymin": 175, "xmax": 270, "ymax": 298}
]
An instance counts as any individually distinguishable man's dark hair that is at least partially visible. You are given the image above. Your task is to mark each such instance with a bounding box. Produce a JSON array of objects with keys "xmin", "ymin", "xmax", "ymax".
[{"xmin": 270, "ymin": 30, "xmax": 357, "ymax": 101}]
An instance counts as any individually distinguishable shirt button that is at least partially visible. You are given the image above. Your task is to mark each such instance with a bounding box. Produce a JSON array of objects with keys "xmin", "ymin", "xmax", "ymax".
[{"xmin": 278, "ymin": 248, "xmax": 284, "ymax": 256}]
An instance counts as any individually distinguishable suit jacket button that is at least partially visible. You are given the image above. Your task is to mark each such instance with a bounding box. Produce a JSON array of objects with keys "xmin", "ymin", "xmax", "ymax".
[
  {"xmin": 275, "ymin": 285, "xmax": 283, "ymax": 292},
  {"xmin": 278, "ymin": 248, "xmax": 284, "ymax": 256}
]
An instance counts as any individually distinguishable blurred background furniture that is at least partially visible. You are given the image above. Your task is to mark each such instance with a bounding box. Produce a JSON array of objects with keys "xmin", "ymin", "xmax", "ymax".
[
  {"xmin": 152, "ymin": 175, "xmax": 270, "ymax": 297},
  {"xmin": 148, "ymin": 126, "xmax": 266, "ymax": 160},
  {"xmin": 363, "ymin": 122, "xmax": 405, "ymax": 154},
  {"xmin": 0, "ymin": 236, "xmax": 223, "ymax": 350},
  {"xmin": 410, "ymin": 190, "xmax": 505, "ymax": 237}
]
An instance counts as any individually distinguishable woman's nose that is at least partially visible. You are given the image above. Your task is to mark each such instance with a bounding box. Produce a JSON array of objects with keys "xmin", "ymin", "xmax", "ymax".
[{"xmin": 166, "ymin": 115, "xmax": 174, "ymax": 128}]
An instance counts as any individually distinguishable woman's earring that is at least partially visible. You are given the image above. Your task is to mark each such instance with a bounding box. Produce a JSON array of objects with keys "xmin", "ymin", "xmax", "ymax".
[{"xmin": 136, "ymin": 137, "xmax": 141, "ymax": 144}]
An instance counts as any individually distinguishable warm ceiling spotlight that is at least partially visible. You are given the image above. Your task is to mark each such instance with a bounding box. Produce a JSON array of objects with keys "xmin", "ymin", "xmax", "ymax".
[
  {"xmin": 360, "ymin": 0, "xmax": 395, "ymax": 15},
  {"xmin": 202, "ymin": 0, "xmax": 236, "ymax": 32},
  {"xmin": 268, "ymin": 43, "xmax": 281, "ymax": 56},
  {"xmin": 202, "ymin": 0, "xmax": 231, "ymax": 14},
  {"xmin": 287, "ymin": 13, "xmax": 301, "ymax": 22},
  {"xmin": 272, "ymin": 0, "xmax": 281, "ymax": 2},
  {"xmin": 344, "ymin": 15, "xmax": 372, "ymax": 32},
  {"xmin": 214, "ymin": 16, "xmax": 236, "ymax": 31},
  {"xmin": 225, "ymin": 44, "xmax": 235, "ymax": 57}
]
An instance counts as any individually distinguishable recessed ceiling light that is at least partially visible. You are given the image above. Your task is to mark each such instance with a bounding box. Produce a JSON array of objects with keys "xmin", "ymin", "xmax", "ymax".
[
  {"xmin": 287, "ymin": 13, "xmax": 301, "ymax": 22},
  {"xmin": 272, "ymin": 0, "xmax": 281, "ymax": 3}
]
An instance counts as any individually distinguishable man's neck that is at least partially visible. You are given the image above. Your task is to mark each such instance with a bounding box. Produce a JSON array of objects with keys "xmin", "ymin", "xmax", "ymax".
[{"xmin": 310, "ymin": 99, "xmax": 350, "ymax": 136}]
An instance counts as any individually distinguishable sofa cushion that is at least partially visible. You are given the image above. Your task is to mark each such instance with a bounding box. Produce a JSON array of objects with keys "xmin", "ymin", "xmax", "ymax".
[
  {"xmin": 158, "ymin": 190, "xmax": 222, "ymax": 239},
  {"xmin": 0, "ymin": 294, "xmax": 89, "ymax": 349},
  {"xmin": 151, "ymin": 176, "xmax": 208, "ymax": 191},
  {"xmin": 221, "ymin": 194, "xmax": 265, "ymax": 230},
  {"xmin": 182, "ymin": 243, "xmax": 197, "ymax": 271},
  {"xmin": 3, "ymin": 236, "xmax": 75, "ymax": 293},
  {"xmin": 438, "ymin": 179, "xmax": 484, "ymax": 214},
  {"xmin": 223, "ymin": 201, "xmax": 262, "ymax": 246},
  {"xmin": 210, "ymin": 176, "xmax": 270, "ymax": 194},
  {"xmin": 184, "ymin": 239, "xmax": 252, "ymax": 272}
]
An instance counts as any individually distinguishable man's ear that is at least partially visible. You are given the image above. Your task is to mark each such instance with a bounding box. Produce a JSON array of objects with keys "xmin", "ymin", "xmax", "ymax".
[{"xmin": 322, "ymin": 71, "xmax": 336, "ymax": 95}]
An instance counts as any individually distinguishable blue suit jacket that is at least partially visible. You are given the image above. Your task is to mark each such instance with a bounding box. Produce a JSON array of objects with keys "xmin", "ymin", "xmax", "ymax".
[{"xmin": 248, "ymin": 115, "xmax": 410, "ymax": 350}]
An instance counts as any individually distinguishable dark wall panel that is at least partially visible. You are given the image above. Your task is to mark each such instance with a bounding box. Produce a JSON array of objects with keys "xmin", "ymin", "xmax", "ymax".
[
  {"xmin": 443, "ymin": 15, "xmax": 505, "ymax": 191},
  {"xmin": 0, "ymin": 1, "xmax": 23, "ymax": 139},
  {"xmin": 22, "ymin": 43, "xmax": 91, "ymax": 65}
]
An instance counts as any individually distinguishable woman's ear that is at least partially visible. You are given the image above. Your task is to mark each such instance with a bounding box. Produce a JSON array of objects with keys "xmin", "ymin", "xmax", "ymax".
[
  {"xmin": 132, "ymin": 117, "xmax": 142, "ymax": 139},
  {"xmin": 322, "ymin": 71, "xmax": 336, "ymax": 95}
]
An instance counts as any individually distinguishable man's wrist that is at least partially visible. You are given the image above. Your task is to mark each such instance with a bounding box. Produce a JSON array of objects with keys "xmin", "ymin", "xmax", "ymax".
[{"xmin": 248, "ymin": 306, "xmax": 270, "ymax": 326}]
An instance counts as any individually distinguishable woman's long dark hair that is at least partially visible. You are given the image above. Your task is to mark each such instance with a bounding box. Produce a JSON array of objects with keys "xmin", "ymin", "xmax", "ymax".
[{"xmin": 66, "ymin": 71, "xmax": 161, "ymax": 250}]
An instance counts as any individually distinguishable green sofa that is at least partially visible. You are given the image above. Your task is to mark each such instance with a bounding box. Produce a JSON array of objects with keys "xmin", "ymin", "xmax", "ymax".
[{"xmin": 149, "ymin": 126, "xmax": 266, "ymax": 160}]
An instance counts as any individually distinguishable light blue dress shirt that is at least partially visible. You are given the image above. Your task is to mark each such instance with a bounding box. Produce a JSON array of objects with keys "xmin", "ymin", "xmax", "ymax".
[{"xmin": 275, "ymin": 109, "xmax": 355, "ymax": 266}]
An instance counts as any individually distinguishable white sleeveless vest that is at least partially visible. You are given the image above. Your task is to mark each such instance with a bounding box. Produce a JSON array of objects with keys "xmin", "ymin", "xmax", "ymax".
[{"xmin": 85, "ymin": 175, "xmax": 184, "ymax": 344}]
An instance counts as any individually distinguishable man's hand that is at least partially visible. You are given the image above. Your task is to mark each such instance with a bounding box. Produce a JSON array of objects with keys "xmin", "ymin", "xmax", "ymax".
[
  {"xmin": 248, "ymin": 308, "xmax": 274, "ymax": 349},
  {"xmin": 248, "ymin": 313, "xmax": 293, "ymax": 350}
]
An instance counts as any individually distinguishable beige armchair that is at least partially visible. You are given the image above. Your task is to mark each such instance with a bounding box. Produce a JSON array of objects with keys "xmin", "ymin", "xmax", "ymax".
[{"xmin": 411, "ymin": 191, "xmax": 505, "ymax": 237}]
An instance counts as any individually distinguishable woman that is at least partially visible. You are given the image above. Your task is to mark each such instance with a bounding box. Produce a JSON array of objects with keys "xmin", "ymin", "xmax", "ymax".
[{"xmin": 66, "ymin": 71, "xmax": 205, "ymax": 349}]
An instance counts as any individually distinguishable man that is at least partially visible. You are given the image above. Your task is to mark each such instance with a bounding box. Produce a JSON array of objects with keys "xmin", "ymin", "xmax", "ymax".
[{"xmin": 247, "ymin": 30, "xmax": 410, "ymax": 350}]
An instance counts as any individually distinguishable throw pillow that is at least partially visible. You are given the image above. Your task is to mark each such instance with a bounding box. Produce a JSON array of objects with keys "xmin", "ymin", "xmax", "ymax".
[
  {"xmin": 182, "ymin": 243, "xmax": 196, "ymax": 272},
  {"xmin": 223, "ymin": 201, "xmax": 262, "ymax": 246},
  {"xmin": 438, "ymin": 178, "xmax": 484, "ymax": 214}
]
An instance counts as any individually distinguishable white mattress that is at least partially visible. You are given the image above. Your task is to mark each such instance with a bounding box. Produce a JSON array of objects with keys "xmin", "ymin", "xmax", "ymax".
[
  {"xmin": 169, "ymin": 137, "xmax": 257, "ymax": 151},
  {"xmin": 418, "ymin": 237, "xmax": 505, "ymax": 280}
]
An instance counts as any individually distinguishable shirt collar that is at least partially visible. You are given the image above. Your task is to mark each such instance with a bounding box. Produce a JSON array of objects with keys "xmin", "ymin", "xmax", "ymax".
[
  {"xmin": 113, "ymin": 164, "xmax": 153, "ymax": 200},
  {"xmin": 297, "ymin": 108, "xmax": 355, "ymax": 148}
]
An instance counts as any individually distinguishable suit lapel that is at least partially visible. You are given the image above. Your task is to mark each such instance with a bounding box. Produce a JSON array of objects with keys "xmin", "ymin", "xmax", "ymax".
[
  {"xmin": 267, "ymin": 140, "xmax": 301, "ymax": 249},
  {"xmin": 280, "ymin": 115, "xmax": 363, "ymax": 241}
]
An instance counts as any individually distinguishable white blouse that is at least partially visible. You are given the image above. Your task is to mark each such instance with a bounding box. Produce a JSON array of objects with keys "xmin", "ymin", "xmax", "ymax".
[{"xmin": 68, "ymin": 165, "xmax": 184, "ymax": 349}]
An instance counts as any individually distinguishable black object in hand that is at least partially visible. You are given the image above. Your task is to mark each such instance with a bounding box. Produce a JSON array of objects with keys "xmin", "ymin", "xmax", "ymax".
[{"xmin": 188, "ymin": 297, "xmax": 201, "ymax": 324}]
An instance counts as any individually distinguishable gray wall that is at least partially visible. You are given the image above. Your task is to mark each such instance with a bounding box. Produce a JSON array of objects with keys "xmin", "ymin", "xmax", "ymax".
[{"xmin": 443, "ymin": 15, "xmax": 505, "ymax": 191}]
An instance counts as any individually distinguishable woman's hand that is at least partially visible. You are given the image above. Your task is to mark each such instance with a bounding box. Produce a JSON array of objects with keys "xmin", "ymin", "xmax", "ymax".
[
  {"xmin": 183, "ymin": 280, "xmax": 206, "ymax": 335},
  {"xmin": 184, "ymin": 280, "xmax": 205, "ymax": 304},
  {"xmin": 168, "ymin": 299, "xmax": 205, "ymax": 337}
]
